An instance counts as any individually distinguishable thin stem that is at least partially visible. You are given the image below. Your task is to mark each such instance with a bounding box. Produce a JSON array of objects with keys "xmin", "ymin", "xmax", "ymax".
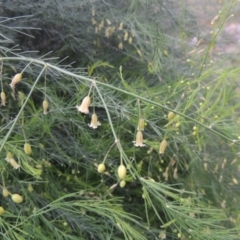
[
  {"xmin": 120, "ymin": 151, "xmax": 123, "ymax": 165},
  {"xmin": 0, "ymin": 61, "xmax": 3, "ymax": 91},
  {"xmin": 44, "ymin": 68, "xmax": 47, "ymax": 100},
  {"xmin": 93, "ymin": 85, "xmax": 95, "ymax": 114},
  {"xmin": 1, "ymin": 169, "xmax": 5, "ymax": 187},
  {"xmin": 21, "ymin": 60, "xmax": 33, "ymax": 74},
  {"xmin": 102, "ymin": 140, "xmax": 117, "ymax": 164},
  {"xmin": 197, "ymin": 1, "xmax": 234, "ymax": 78},
  {"xmin": 88, "ymin": 81, "xmax": 94, "ymax": 96},
  {"xmin": 94, "ymin": 81, "xmax": 118, "ymax": 141},
  {"xmin": 137, "ymin": 99, "xmax": 141, "ymax": 119},
  {"xmin": 21, "ymin": 126, "xmax": 27, "ymax": 142}
]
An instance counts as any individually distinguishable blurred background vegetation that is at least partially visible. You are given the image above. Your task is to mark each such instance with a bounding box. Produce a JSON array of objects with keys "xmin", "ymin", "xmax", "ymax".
[{"xmin": 1, "ymin": 0, "xmax": 240, "ymax": 239}]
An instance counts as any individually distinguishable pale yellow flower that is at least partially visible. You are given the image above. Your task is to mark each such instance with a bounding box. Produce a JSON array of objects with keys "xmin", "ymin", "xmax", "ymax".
[
  {"xmin": 8, "ymin": 158, "xmax": 20, "ymax": 169},
  {"xmin": 89, "ymin": 113, "xmax": 101, "ymax": 129},
  {"xmin": 77, "ymin": 96, "xmax": 91, "ymax": 114},
  {"xmin": 42, "ymin": 100, "xmax": 49, "ymax": 114},
  {"xmin": 159, "ymin": 139, "xmax": 168, "ymax": 154},
  {"xmin": 10, "ymin": 73, "xmax": 22, "ymax": 89},
  {"xmin": 5, "ymin": 152, "xmax": 20, "ymax": 169},
  {"xmin": 133, "ymin": 130, "xmax": 145, "ymax": 147},
  {"xmin": 1, "ymin": 91, "xmax": 6, "ymax": 106}
]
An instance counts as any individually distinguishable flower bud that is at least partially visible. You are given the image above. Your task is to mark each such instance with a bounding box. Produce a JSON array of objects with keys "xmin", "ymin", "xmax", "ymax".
[
  {"xmin": 43, "ymin": 100, "xmax": 49, "ymax": 114},
  {"xmin": 98, "ymin": 163, "xmax": 106, "ymax": 173},
  {"xmin": 11, "ymin": 194, "xmax": 23, "ymax": 204},
  {"xmin": 118, "ymin": 42, "xmax": 123, "ymax": 50},
  {"xmin": 91, "ymin": 18, "xmax": 97, "ymax": 25},
  {"xmin": 159, "ymin": 139, "xmax": 168, "ymax": 154},
  {"xmin": 137, "ymin": 118, "xmax": 145, "ymax": 131},
  {"xmin": 28, "ymin": 183, "xmax": 34, "ymax": 192},
  {"xmin": 124, "ymin": 31, "xmax": 128, "ymax": 41},
  {"xmin": 1, "ymin": 91, "xmax": 6, "ymax": 106},
  {"xmin": 2, "ymin": 187, "xmax": 9, "ymax": 197},
  {"xmin": 118, "ymin": 22, "xmax": 123, "ymax": 30},
  {"xmin": 118, "ymin": 165, "xmax": 127, "ymax": 180},
  {"xmin": 10, "ymin": 73, "xmax": 22, "ymax": 89},
  {"xmin": 175, "ymin": 122, "xmax": 180, "ymax": 128},
  {"xmin": 0, "ymin": 206, "xmax": 5, "ymax": 215},
  {"xmin": 24, "ymin": 143, "xmax": 32, "ymax": 155},
  {"xmin": 168, "ymin": 112, "xmax": 175, "ymax": 120},
  {"xmin": 128, "ymin": 37, "xmax": 133, "ymax": 44},
  {"xmin": 77, "ymin": 96, "xmax": 91, "ymax": 114},
  {"xmin": 119, "ymin": 180, "xmax": 126, "ymax": 188}
]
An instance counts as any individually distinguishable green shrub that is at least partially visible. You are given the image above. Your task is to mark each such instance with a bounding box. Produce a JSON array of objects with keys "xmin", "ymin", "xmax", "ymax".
[{"xmin": 1, "ymin": 0, "xmax": 240, "ymax": 239}]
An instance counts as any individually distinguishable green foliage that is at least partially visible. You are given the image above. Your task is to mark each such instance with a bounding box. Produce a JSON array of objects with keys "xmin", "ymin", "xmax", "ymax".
[{"xmin": 1, "ymin": 0, "xmax": 240, "ymax": 239}]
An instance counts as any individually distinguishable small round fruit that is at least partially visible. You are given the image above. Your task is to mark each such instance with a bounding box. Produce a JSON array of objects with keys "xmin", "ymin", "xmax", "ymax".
[
  {"xmin": 24, "ymin": 143, "xmax": 32, "ymax": 155},
  {"xmin": 119, "ymin": 180, "xmax": 126, "ymax": 188},
  {"xmin": 11, "ymin": 194, "xmax": 23, "ymax": 204},
  {"xmin": 118, "ymin": 165, "xmax": 127, "ymax": 180},
  {"xmin": 168, "ymin": 112, "xmax": 175, "ymax": 120},
  {"xmin": 2, "ymin": 188, "xmax": 9, "ymax": 197},
  {"xmin": 0, "ymin": 206, "xmax": 5, "ymax": 215},
  {"xmin": 28, "ymin": 184, "xmax": 34, "ymax": 192},
  {"xmin": 98, "ymin": 163, "xmax": 106, "ymax": 173}
]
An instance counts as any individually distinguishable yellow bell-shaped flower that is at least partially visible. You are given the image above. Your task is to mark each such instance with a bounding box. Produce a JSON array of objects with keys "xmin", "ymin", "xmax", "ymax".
[
  {"xmin": 77, "ymin": 96, "xmax": 91, "ymax": 114},
  {"xmin": 89, "ymin": 113, "xmax": 101, "ymax": 129},
  {"xmin": 133, "ymin": 130, "xmax": 145, "ymax": 147}
]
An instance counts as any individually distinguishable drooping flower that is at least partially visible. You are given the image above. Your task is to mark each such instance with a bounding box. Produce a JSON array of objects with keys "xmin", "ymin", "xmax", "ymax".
[
  {"xmin": 137, "ymin": 118, "xmax": 145, "ymax": 131},
  {"xmin": 10, "ymin": 73, "xmax": 22, "ymax": 89},
  {"xmin": 89, "ymin": 113, "xmax": 101, "ymax": 129},
  {"xmin": 8, "ymin": 158, "xmax": 20, "ymax": 170},
  {"xmin": 5, "ymin": 152, "xmax": 20, "ymax": 169},
  {"xmin": 1, "ymin": 91, "xmax": 6, "ymax": 106},
  {"xmin": 159, "ymin": 139, "xmax": 168, "ymax": 154},
  {"xmin": 133, "ymin": 130, "xmax": 145, "ymax": 147},
  {"xmin": 118, "ymin": 42, "xmax": 123, "ymax": 50},
  {"xmin": 77, "ymin": 96, "xmax": 91, "ymax": 114},
  {"xmin": 118, "ymin": 22, "xmax": 123, "ymax": 30},
  {"xmin": 42, "ymin": 100, "xmax": 49, "ymax": 115}
]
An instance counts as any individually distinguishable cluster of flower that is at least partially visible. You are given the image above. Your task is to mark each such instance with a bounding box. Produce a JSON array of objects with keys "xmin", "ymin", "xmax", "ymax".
[
  {"xmin": 76, "ymin": 95, "xmax": 101, "ymax": 129},
  {"xmin": 1, "ymin": 72, "xmax": 50, "ymax": 115}
]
